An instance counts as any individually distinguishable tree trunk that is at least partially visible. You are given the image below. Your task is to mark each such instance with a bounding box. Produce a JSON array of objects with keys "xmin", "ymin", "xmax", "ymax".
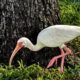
[{"xmin": 0, "ymin": 0, "xmax": 60, "ymax": 66}]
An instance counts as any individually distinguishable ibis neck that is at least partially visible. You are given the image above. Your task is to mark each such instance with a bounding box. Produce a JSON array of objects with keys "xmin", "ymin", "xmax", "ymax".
[
  {"xmin": 26, "ymin": 40, "xmax": 44, "ymax": 51},
  {"xmin": 33, "ymin": 44, "xmax": 43, "ymax": 51}
]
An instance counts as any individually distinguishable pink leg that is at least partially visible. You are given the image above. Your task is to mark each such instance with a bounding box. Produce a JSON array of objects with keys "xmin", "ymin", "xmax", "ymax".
[
  {"xmin": 47, "ymin": 48, "xmax": 65, "ymax": 69},
  {"xmin": 47, "ymin": 46, "xmax": 72, "ymax": 73},
  {"xmin": 59, "ymin": 49, "xmax": 65, "ymax": 73},
  {"xmin": 59, "ymin": 46, "xmax": 72, "ymax": 73}
]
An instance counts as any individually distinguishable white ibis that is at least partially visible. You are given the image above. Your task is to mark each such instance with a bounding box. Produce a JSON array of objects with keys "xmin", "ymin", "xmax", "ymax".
[{"xmin": 9, "ymin": 25, "xmax": 80, "ymax": 73}]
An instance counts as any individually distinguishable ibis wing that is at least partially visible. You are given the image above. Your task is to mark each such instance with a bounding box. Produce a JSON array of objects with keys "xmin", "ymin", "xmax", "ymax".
[{"xmin": 37, "ymin": 25, "xmax": 78, "ymax": 47}]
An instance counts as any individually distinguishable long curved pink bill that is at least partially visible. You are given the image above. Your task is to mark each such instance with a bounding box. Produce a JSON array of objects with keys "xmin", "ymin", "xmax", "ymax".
[{"xmin": 9, "ymin": 43, "xmax": 24, "ymax": 66}]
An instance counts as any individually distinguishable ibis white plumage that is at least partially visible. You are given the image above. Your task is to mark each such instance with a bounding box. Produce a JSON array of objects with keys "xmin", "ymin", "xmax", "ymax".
[{"xmin": 9, "ymin": 25, "xmax": 80, "ymax": 73}]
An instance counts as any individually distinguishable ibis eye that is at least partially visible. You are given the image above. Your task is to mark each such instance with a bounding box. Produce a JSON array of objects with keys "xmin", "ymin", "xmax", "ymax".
[
  {"xmin": 17, "ymin": 42, "xmax": 23, "ymax": 47},
  {"xmin": 19, "ymin": 42, "xmax": 23, "ymax": 45}
]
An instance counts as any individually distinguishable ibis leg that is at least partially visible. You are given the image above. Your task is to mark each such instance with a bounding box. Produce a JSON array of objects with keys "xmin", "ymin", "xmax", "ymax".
[
  {"xmin": 47, "ymin": 49, "xmax": 65, "ymax": 68},
  {"xmin": 59, "ymin": 46, "xmax": 72, "ymax": 73},
  {"xmin": 59, "ymin": 49, "xmax": 65, "ymax": 73},
  {"xmin": 47, "ymin": 48, "xmax": 65, "ymax": 69},
  {"xmin": 47, "ymin": 46, "xmax": 72, "ymax": 72}
]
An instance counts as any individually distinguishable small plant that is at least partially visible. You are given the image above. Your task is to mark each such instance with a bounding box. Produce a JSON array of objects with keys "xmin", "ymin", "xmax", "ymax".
[{"xmin": 0, "ymin": 60, "xmax": 80, "ymax": 80}]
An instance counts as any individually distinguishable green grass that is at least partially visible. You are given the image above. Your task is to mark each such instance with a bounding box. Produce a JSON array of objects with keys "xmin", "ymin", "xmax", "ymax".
[{"xmin": 0, "ymin": 60, "xmax": 80, "ymax": 80}]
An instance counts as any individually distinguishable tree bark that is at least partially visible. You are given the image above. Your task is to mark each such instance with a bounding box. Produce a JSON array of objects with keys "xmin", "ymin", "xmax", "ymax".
[{"xmin": 0, "ymin": 0, "xmax": 60, "ymax": 66}]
